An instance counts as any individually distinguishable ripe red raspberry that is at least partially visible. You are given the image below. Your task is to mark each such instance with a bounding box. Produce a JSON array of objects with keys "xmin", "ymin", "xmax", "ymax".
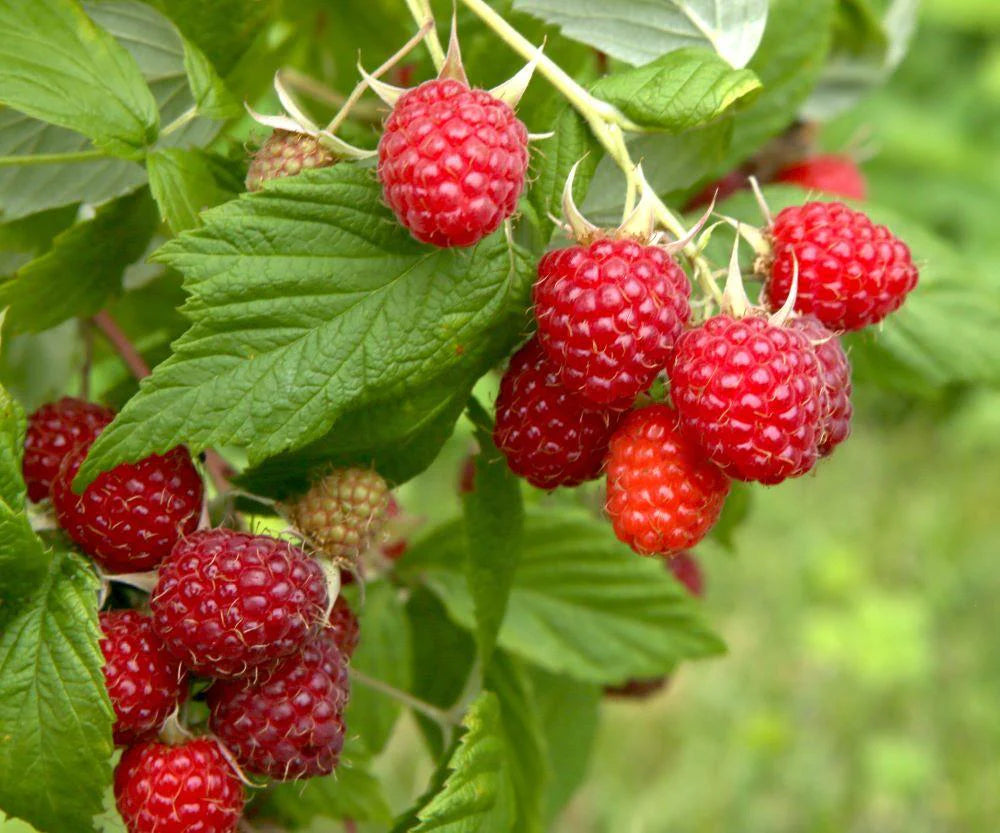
[
  {"xmin": 207, "ymin": 629, "xmax": 349, "ymax": 780},
  {"xmin": 377, "ymin": 78, "xmax": 529, "ymax": 248},
  {"xmin": 285, "ymin": 467, "xmax": 390, "ymax": 561},
  {"xmin": 669, "ymin": 314, "xmax": 823, "ymax": 484},
  {"xmin": 787, "ymin": 314, "xmax": 852, "ymax": 457},
  {"xmin": 493, "ymin": 338, "xmax": 625, "ymax": 489},
  {"xmin": 533, "ymin": 238, "xmax": 692, "ymax": 407},
  {"xmin": 99, "ymin": 610, "xmax": 186, "ymax": 746},
  {"xmin": 23, "ymin": 397, "xmax": 113, "ymax": 503},
  {"xmin": 51, "ymin": 443, "xmax": 203, "ymax": 573},
  {"xmin": 605, "ymin": 405, "xmax": 729, "ymax": 556},
  {"xmin": 327, "ymin": 595, "xmax": 360, "ymax": 658},
  {"xmin": 763, "ymin": 201, "xmax": 919, "ymax": 331},
  {"xmin": 151, "ymin": 529, "xmax": 327, "ymax": 678},
  {"xmin": 774, "ymin": 154, "xmax": 867, "ymax": 201},
  {"xmin": 114, "ymin": 738, "xmax": 243, "ymax": 833},
  {"xmin": 245, "ymin": 129, "xmax": 337, "ymax": 192},
  {"xmin": 666, "ymin": 550, "xmax": 704, "ymax": 597}
]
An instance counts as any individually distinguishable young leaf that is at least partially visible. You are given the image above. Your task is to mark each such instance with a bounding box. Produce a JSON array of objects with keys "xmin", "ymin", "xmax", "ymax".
[
  {"xmin": 147, "ymin": 148, "xmax": 236, "ymax": 233},
  {"xmin": 0, "ymin": 0, "xmax": 158, "ymax": 157},
  {"xmin": 0, "ymin": 553, "xmax": 114, "ymax": 833},
  {"xmin": 346, "ymin": 581, "xmax": 413, "ymax": 755},
  {"xmin": 463, "ymin": 399, "xmax": 525, "ymax": 670},
  {"xmin": 400, "ymin": 508, "xmax": 726, "ymax": 683},
  {"xmin": 77, "ymin": 165, "xmax": 534, "ymax": 488},
  {"xmin": 512, "ymin": 0, "xmax": 768, "ymax": 68},
  {"xmin": 410, "ymin": 693, "xmax": 517, "ymax": 833},
  {"xmin": 0, "ymin": 189, "xmax": 159, "ymax": 335},
  {"xmin": 591, "ymin": 48, "xmax": 761, "ymax": 132},
  {"xmin": 485, "ymin": 653, "xmax": 548, "ymax": 833},
  {"xmin": 180, "ymin": 37, "xmax": 240, "ymax": 120}
]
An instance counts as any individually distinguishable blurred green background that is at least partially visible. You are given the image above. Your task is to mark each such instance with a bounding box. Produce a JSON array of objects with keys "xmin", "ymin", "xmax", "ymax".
[{"xmin": 374, "ymin": 6, "xmax": 1000, "ymax": 832}]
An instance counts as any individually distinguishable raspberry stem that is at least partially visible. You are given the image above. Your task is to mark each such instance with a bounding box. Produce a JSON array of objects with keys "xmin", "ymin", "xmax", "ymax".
[
  {"xmin": 348, "ymin": 667, "xmax": 459, "ymax": 727},
  {"xmin": 0, "ymin": 149, "xmax": 109, "ymax": 167},
  {"xmin": 404, "ymin": 0, "xmax": 446, "ymax": 70}
]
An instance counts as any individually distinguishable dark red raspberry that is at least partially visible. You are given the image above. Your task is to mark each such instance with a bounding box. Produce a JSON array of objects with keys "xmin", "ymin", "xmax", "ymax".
[
  {"xmin": 99, "ymin": 610, "xmax": 186, "ymax": 746},
  {"xmin": 327, "ymin": 595, "xmax": 360, "ymax": 658},
  {"xmin": 666, "ymin": 550, "xmax": 704, "ymax": 597},
  {"xmin": 114, "ymin": 738, "xmax": 243, "ymax": 833},
  {"xmin": 669, "ymin": 314, "xmax": 823, "ymax": 484},
  {"xmin": 787, "ymin": 314, "xmax": 852, "ymax": 457},
  {"xmin": 763, "ymin": 201, "xmax": 919, "ymax": 331},
  {"xmin": 23, "ymin": 398, "xmax": 113, "ymax": 502},
  {"xmin": 605, "ymin": 405, "xmax": 729, "ymax": 556},
  {"xmin": 774, "ymin": 154, "xmax": 867, "ymax": 201},
  {"xmin": 246, "ymin": 129, "xmax": 337, "ymax": 191},
  {"xmin": 51, "ymin": 443, "xmax": 203, "ymax": 573},
  {"xmin": 493, "ymin": 338, "xmax": 624, "ymax": 489},
  {"xmin": 207, "ymin": 629, "xmax": 349, "ymax": 780},
  {"xmin": 151, "ymin": 529, "xmax": 327, "ymax": 678},
  {"xmin": 534, "ymin": 238, "xmax": 691, "ymax": 407},
  {"xmin": 377, "ymin": 78, "xmax": 529, "ymax": 248}
]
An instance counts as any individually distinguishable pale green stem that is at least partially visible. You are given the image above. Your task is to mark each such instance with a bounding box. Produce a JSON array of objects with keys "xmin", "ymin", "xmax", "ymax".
[
  {"xmin": 0, "ymin": 149, "xmax": 108, "ymax": 167},
  {"xmin": 349, "ymin": 667, "xmax": 459, "ymax": 727},
  {"xmin": 404, "ymin": 0, "xmax": 446, "ymax": 70},
  {"xmin": 161, "ymin": 106, "xmax": 197, "ymax": 137}
]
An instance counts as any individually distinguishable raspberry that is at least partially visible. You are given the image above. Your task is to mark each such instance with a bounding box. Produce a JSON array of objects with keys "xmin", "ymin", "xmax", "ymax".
[
  {"xmin": 533, "ymin": 238, "xmax": 692, "ymax": 407},
  {"xmin": 327, "ymin": 595, "xmax": 360, "ymax": 658},
  {"xmin": 774, "ymin": 154, "xmax": 867, "ymax": 201},
  {"xmin": 207, "ymin": 629, "xmax": 349, "ymax": 780},
  {"xmin": 377, "ymin": 78, "xmax": 529, "ymax": 248},
  {"xmin": 23, "ymin": 397, "xmax": 114, "ymax": 502},
  {"xmin": 114, "ymin": 738, "xmax": 243, "ymax": 833},
  {"xmin": 787, "ymin": 314, "xmax": 852, "ymax": 457},
  {"xmin": 151, "ymin": 529, "xmax": 327, "ymax": 678},
  {"xmin": 51, "ymin": 443, "xmax": 203, "ymax": 573},
  {"xmin": 669, "ymin": 314, "xmax": 823, "ymax": 484},
  {"xmin": 666, "ymin": 551, "xmax": 704, "ymax": 597},
  {"xmin": 245, "ymin": 129, "xmax": 337, "ymax": 192},
  {"xmin": 605, "ymin": 405, "xmax": 729, "ymax": 555},
  {"xmin": 763, "ymin": 201, "xmax": 919, "ymax": 331},
  {"xmin": 286, "ymin": 467, "xmax": 390, "ymax": 561},
  {"xmin": 99, "ymin": 610, "xmax": 187, "ymax": 746},
  {"xmin": 380, "ymin": 495, "xmax": 409, "ymax": 561},
  {"xmin": 493, "ymin": 338, "xmax": 624, "ymax": 489}
]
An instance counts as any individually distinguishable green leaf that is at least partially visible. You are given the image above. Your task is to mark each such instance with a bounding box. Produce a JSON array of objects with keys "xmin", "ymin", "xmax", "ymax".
[
  {"xmin": 0, "ymin": 380, "xmax": 52, "ymax": 600},
  {"xmin": 147, "ymin": 148, "xmax": 235, "ymax": 233},
  {"xmin": 406, "ymin": 588, "xmax": 476, "ymax": 758},
  {"xmin": 0, "ymin": 189, "xmax": 159, "ymax": 334},
  {"xmin": 77, "ymin": 165, "xmax": 533, "ymax": 488},
  {"xmin": 400, "ymin": 508, "xmax": 725, "ymax": 684},
  {"xmin": 591, "ymin": 48, "xmax": 761, "ymax": 132},
  {"xmin": 0, "ymin": 0, "xmax": 158, "ymax": 156},
  {"xmin": 181, "ymin": 37, "xmax": 240, "ymax": 120},
  {"xmin": 411, "ymin": 693, "xmax": 516, "ymax": 833},
  {"xmin": 463, "ymin": 399, "xmax": 524, "ymax": 670},
  {"xmin": 528, "ymin": 667, "xmax": 600, "ymax": 824},
  {"xmin": 512, "ymin": 0, "xmax": 768, "ymax": 68},
  {"xmin": 0, "ymin": 206, "xmax": 79, "ymax": 255},
  {"xmin": 726, "ymin": 0, "xmax": 835, "ymax": 163},
  {"xmin": 346, "ymin": 581, "xmax": 412, "ymax": 754},
  {"xmin": 485, "ymin": 654, "xmax": 548, "ymax": 833},
  {"xmin": 0, "ymin": 553, "xmax": 114, "ymax": 833},
  {"xmin": 253, "ymin": 737, "xmax": 392, "ymax": 825}
]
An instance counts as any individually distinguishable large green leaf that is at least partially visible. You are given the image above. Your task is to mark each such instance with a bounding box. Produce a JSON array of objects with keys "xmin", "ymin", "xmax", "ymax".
[
  {"xmin": 146, "ymin": 148, "xmax": 236, "ymax": 233},
  {"xmin": 512, "ymin": 0, "xmax": 768, "ymax": 68},
  {"xmin": 148, "ymin": 0, "xmax": 269, "ymax": 75},
  {"xmin": 0, "ymin": 553, "xmax": 114, "ymax": 833},
  {"xmin": 591, "ymin": 48, "xmax": 761, "ymax": 131},
  {"xmin": 463, "ymin": 400, "xmax": 524, "ymax": 670},
  {"xmin": 0, "ymin": 190, "xmax": 158, "ymax": 334},
  {"xmin": 0, "ymin": 0, "xmax": 157, "ymax": 157},
  {"xmin": 410, "ymin": 693, "xmax": 517, "ymax": 833},
  {"xmin": 400, "ymin": 508, "xmax": 725, "ymax": 683},
  {"xmin": 346, "ymin": 581, "xmax": 412, "ymax": 754},
  {"xmin": 77, "ymin": 165, "xmax": 533, "ymax": 487}
]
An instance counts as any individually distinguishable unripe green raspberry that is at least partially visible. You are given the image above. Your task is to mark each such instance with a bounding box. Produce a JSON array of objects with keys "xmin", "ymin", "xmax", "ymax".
[
  {"xmin": 286, "ymin": 468, "xmax": 390, "ymax": 560},
  {"xmin": 246, "ymin": 130, "xmax": 337, "ymax": 192}
]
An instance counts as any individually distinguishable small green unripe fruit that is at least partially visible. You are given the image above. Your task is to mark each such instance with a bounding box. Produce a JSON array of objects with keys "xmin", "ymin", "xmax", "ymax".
[
  {"xmin": 246, "ymin": 130, "xmax": 337, "ymax": 192},
  {"xmin": 286, "ymin": 467, "xmax": 390, "ymax": 561}
]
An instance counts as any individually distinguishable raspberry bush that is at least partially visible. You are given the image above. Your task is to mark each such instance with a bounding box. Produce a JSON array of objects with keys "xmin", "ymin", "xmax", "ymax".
[{"xmin": 0, "ymin": 2, "xmax": 990, "ymax": 832}]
